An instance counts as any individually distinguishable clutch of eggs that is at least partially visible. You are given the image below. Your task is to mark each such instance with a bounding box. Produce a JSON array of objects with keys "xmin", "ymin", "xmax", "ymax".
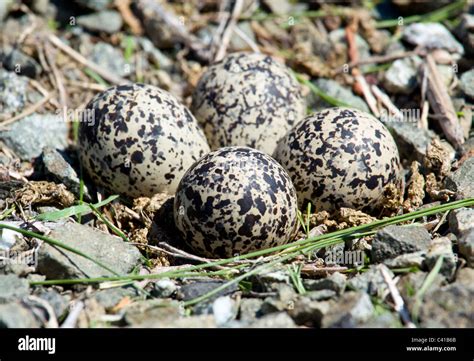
[
  {"xmin": 78, "ymin": 83, "xmax": 210, "ymax": 198},
  {"xmin": 191, "ymin": 52, "xmax": 306, "ymax": 155},
  {"xmin": 273, "ymin": 107, "xmax": 401, "ymax": 212}
]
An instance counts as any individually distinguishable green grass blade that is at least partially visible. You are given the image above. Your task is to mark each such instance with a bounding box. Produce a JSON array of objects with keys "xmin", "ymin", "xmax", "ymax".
[{"xmin": 36, "ymin": 195, "xmax": 119, "ymax": 221}]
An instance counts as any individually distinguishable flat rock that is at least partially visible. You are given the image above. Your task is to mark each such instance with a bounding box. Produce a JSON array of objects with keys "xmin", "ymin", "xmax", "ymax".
[
  {"xmin": 372, "ymin": 225, "xmax": 432, "ymax": 262},
  {"xmin": 77, "ymin": 10, "xmax": 123, "ymax": 34},
  {"xmin": 460, "ymin": 69, "xmax": 474, "ymax": 100},
  {"xmin": 90, "ymin": 42, "xmax": 130, "ymax": 78},
  {"xmin": 93, "ymin": 286, "xmax": 139, "ymax": 310},
  {"xmin": 423, "ymin": 237, "xmax": 456, "ymax": 279},
  {"xmin": 383, "ymin": 251, "xmax": 426, "ymax": 269},
  {"xmin": 35, "ymin": 288, "xmax": 69, "ymax": 319},
  {"xmin": 75, "ymin": 0, "xmax": 111, "ymax": 10},
  {"xmin": 0, "ymin": 302, "xmax": 40, "ymax": 327},
  {"xmin": 302, "ymin": 272, "xmax": 346, "ymax": 295},
  {"xmin": 419, "ymin": 283, "xmax": 474, "ymax": 328},
  {"xmin": 0, "ymin": 113, "xmax": 68, "ymax": 160},
  {"xmin": 124, "ymin": 299, "xmax": 181, "ymax": 326},
  {"xmin": 0, "ymin": 69, "xmax": 39, "ymax": 116},
  {"xmin": 177, "ymin": 279, "xmax": 238, "ymax": 302},
  {"xmin": 288, "ymin": 298, "xmax": 333, "ymax": 327},
  {"xmin": 3, "ymin": 48, "xmax": 42, "ymax": 78},
  {"xmin": 449, "ymin": 207, "xmax": 474, "ymax": 238},
  {"xmin": 238, "ymin": 298, "xmax": 263, "ymax": 322},
  {"xmin": 42, "ymin": 147, "xmax": 90, "ymax": 199},
  {"xmin": 0, "ymin": 274, "xmax": 29, "ymax": 303},
  {"xmin": 249, "ymin": 312, "xmax": 296, "ymax": 328},
  {"xmin": 387, "ymin": 122, "xmax": 436, "ymax": 162},
  {"xmin": 321, "ymin": 292, "xmax": 374, "ymax": 328},
  {"xmin": 459, "ymin": 230, "xmax": 474, "ymax": 267},
  {"xmin": 383, "ymin": 56, "xmax": 421, "ymax": 94},
  {"xmin": 403, "ymin": 23, "xmax": 464, "ymax": 54},
  {"xmin": 347, "ymin": 265, "xmax": 394, "ymax": 297},
  {"xmin": 445, "ymin": 157, "xmax": 474, "ymax": 199},
  {"xmin": 37, "ymin": 222, "xmax": 142, "ymax": 279},
  {"xmin": 311, "ymin": 78, "xmax": 370, "ymax": 113}
]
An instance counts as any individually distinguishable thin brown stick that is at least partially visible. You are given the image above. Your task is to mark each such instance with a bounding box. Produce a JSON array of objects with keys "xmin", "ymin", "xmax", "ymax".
[
  {"xmin": 47, "ymin": 34, "xmax": 129, "ymax": 85},
  {"xmin": 214, "ymin": 0, "xmax": 245, "ymax": 62},
  {"xmin": 44, "ymin": 40, "xmax": 68, "ymax": 122},
  {"xmin": 115, "ymin": 0, "xmax": 143, "ymax": 35},
  {"xmin": 371, "ymin": 84, "xmax": 403, "ymax": 121},
  {"xmin": 423, "ymin": 53, "xmax": 464, "ymax": 149},
  {"xmin": 65, "ymin": 80, "xmax": 107, "ymax": 92}
]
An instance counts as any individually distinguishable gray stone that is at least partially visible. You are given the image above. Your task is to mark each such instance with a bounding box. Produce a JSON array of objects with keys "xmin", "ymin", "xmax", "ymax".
[
  {"xmin": 35, "ymin": 288, "xmax": 69, "ymax": 319},
  {"xmin": 37, "ymin": 222, "xmax": 142, "ymax": 279},
  {"xmin": 347, "ymin": 265, "xmax": 394, "ymax": 297},
  {"xmin": 0, "ymin": 113, "xmax": 68, "ymax": 160},
  {"xmin": 151, "ymin": 278, "xmax": 177, "ymax": 298},
  {"xmin": 311, "ymin": 78, "xmax": 370, "ymax": 113},
  {"xmin": 383, "ymin": 56, "xmax": 422, "ymax": 94},
  {"xmin": 230, "ymin": 22, "xmax": 256, "ymax": 51},
  {"xmin": 305, "ymin": 289, "xmax": 337, "ymax": 301},
  {"xmin": 238, "ymin": 298, "xmax": 263, "ymax": 322},
  {"xmin": 0, "ymin": 69, "xmax": 38, "ymax": 116},
  {"xmin": 445, "ymin": 157, "xmax": 474, "ymax": 199},
  {"xmin": 460, "ymin": 69, "xmax": 474, "ymax": 100},
  {"xmin": 397, "ymin": 271, "xmax": 445, "ymax": 302},
  {"xmin": 383, "ymin": 251, "xmax": 426, "ymax": 269},
  {"xmin": 0, "ymin": 302, "xmax": 40, "ymax": 328},
  {"xmin": 93, "ymin": 287, "xmax": 139, "ymax": 310},
  {"xmin": 449, "ymin": 207, "xmax": 474, "ymax": 238},
  {"xmin": 388, "ymin": 122, "xmax": 436, "ymax": 162},
  {"xmin": 418, "ymin": 283, "xmax": 474, "ymax": 328},
  {"xmin": 124, "ymin": 299, "xmax": 182, "ymax": 326},
  {"xmin": 321, "ymin": 292, "xmax": 374, "ymax": 328},
  {"xmin": 77, "ymin": 10, "xmax": 123, "ymax": 34},
  {"xmin": 456, "ymin": 267, "xmax": 474, "ymax": 286},
  {"xmin": 249, "ymin": 312, "xmax": 296, "ymax": 328},
  {"xmin": 42, "ymin": 147, "xmax": 89, "ymax": 198},
  {"xmin": 3, "ymin": 49, "xmax": 42, "ymax": 78},
  {"xmin": 302, "ymin": 272, "xmax": 347, "ymax": 295},
  {"xmin": 165, "ymin": 315, "xmax": 216, "ymax": 328},
  {"xmin": 288, "ymin": 298, "xmax": 333, "ymax": 327},
  {"xmin": 75, "ymin": 0, "xmax": 111, "ymax": 10},
  {"xmin": 90, "ymin": 42, "xmax": 130, "ymax": 78},
  {"xmin": 0, "ymin": 274, "xmax": 29, "ymax": 303},
  {"xmin": 260, "ymin": 284, "xmax": 296, "ymax": 315},
  {"xmin": 357, "ymin": 312, "xmax": 401, "ymax": 328},
  {"xmin": 177, "ymin": 279, "xmax": 238, "ymax": 302},
  {"xmin": 403, "ymin": 23, "xmax": 464, "ymax": 54},
  {"xmin": 423, "ymin": 237, "xmax": 456, "ymax": 279},
  {"xmin": 212, "ymin": 296, "xmax": 238, "ymax": 327},
  {"xmin": 459, "ymin": 230, "xmax": 474, "ymax": 267},
  {"xmin": 372, "ymin": 225, "xmax": 432, "ymax": 262}
]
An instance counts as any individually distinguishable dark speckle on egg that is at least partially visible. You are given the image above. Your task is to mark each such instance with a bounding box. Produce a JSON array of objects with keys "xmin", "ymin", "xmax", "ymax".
[
  {"xmin": 173, "ymin": 146, "xmax": 299, "ymax": 258},
  {"xmin": 191, "ymin": 52, "xmax": 306, "ymax": 155},
  {"xmin": 273, "ymin": 107, "xmax": 401, "ymax": 212},
  {"xmin": 78, "ymin": 83, "xmax": 210, "ymax": 198}
]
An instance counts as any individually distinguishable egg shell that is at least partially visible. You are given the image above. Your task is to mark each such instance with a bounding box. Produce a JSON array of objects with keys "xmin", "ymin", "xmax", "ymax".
[
  {"xmin": 174, "ymin": 146, "xmax": 299, "ymax": 258},
  {"xmin": 191, "ymin": 52, "xmax": 306, "ymax": 155},
  {"xmin": 273, "ymin": 107, "xmax": 401, "ymax": 212},
  {"xmin": 78, "ymin": 83, "xmax": 210, "ymax": 198}
]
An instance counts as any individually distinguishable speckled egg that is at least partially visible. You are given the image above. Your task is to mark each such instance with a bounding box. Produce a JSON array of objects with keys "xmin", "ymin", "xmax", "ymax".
[
  {"xmin": 273, "ymin": 108, "xmax": 400, "ymax": 212},
  {"xmin": 191, "ymin": 52, "xmax": 306, "ymax": 155},
  {"xmin": 174, "ymin": 146, "xmax": 298, "ymax": 258},
  {"xmin": 78, "ymin": 83, "xmax": 210, "ymax": 198}
]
